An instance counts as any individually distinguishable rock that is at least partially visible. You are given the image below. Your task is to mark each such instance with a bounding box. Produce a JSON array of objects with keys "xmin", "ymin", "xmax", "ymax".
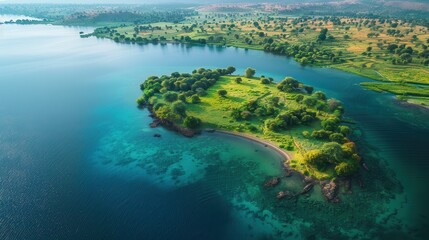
[
  {"xmin": 300, "ymin": 183, "xmax": 314, "ymax": 194},
  {"xmin": 205, "ymin": 129, "xmax": 216, "ymax": 133},
  {"xmin": 178, "ymin": 127, "xmax": 197, "ymax": 137},
  {"xmin": 304, "ymin": 176, "xmax": 314, "ymax": 183},
  {"xmin": 322, "ymin": 181, "xmax": 340, "ymax": 202},
  {"xmin": 285, "ymin": 170, "xmax": 293, "ymax": 177},
  {"xmin": 277, "ymin": 191, "xmax": 295, "ymax": 200},
  {"xmin": 362, "ymin": 162, "xmax": 370, "ymax": 171},
  {"xmin": 264, "ymin": 177, "xmax": 280, "ymax": 188},
  {"xmin": 150, "ymin": 119, "xmax": 161, "ymax": 128},
  {"xmin": 153, "ymin": 134, "xmax": 161, "ymax": 138}
]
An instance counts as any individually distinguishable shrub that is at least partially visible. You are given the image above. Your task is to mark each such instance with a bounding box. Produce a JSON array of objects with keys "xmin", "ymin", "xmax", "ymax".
[
  {"xmin": 329, "ymin": 133, "xmax": 345, "ymax": 143},
  {"xmin": 217, "ymin": 89, "xmax": 228, "ymax": 97},
  {"xmin": 335, "ymin": 161, "xmax": 358, "ymax": 177},
  {"xmin": 191, "ymin": 95, "xmax": 201, "ymax": 103},
  {"xmin": 235, "ymin": 77, "xmax": 242, "ymax": 83},
  {"xmin": 163, "ymin": 92, "xmax": 179, "ymax": 102},
  {"xmin": 304, "ymin": 86, "xmax": 314, "ymax": 94},
  {"xmin": 277, "ymin": 77, "xmax": 299, "ymax": 92},
  {"xmin": 136, "ymin": 96, "xmax": 146, "ymax": 106},
  {"xmin": 339, "ymin": 126, "xmax": 351, "ymax": 136},
  {"xmin": 245, "ymin": 68, "xmax": 256, "ymax": 78},
  {"xmin": 178, "ymin": 93, "xmax": 187, "ymax": 102},
  {"xmin": 183, "ymin": 116, "xmax": 202, "ymax": 129},
  {"xmin": 260, "ymin": 78, "xmax": 270, "ymax": 84},
  {"xmin": 171, "ymin": 101, "xmax": 187, "ymax": 117}
]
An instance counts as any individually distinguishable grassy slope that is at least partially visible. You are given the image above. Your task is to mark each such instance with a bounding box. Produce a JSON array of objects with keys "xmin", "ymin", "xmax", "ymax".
[{"xmin": 155, "ymin": 76, "xmax": 338, "ymax": 180}]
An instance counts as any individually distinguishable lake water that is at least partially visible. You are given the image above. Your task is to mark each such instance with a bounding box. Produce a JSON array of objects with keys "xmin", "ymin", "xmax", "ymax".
[{"xmin": 1, "ymin": 22, "xmax": 429, "ymax": 239}]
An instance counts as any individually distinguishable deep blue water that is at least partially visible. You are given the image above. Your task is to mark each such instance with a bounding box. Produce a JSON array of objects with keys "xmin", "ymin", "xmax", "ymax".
[{"xmin": 1, "ymin": 22, "xmax": 429, "ymax": 239}]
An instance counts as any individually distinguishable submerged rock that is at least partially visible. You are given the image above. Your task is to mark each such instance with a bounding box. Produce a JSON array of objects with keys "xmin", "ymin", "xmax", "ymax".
[
  {"xmin": 277, "ymin": 191, "xmax": 295, "ymax": 200},
  {"xmin": 300, "ymin": 183, "xmax": 314, "ymax": 195},
  {"xmin": 153, "ymin": 133, "xmax": 161, "ymax": 138},
  {"xmin": 277, "ymin": 191, "xmax": 286, "ymax": 199},
  {"xmin": 264, "ymin": 177, "xmax": 280, "ymax": 188},
  {"xmin": 205, "ymin": 128, "xmax": 216, "ymax": 133},
  {"xmin": 150, "ymin": 119, "xmax": 161, "ymax": 128},
  {"xmin": 322, "ymin": 181, "xmax": 340, "ymax": 203}
]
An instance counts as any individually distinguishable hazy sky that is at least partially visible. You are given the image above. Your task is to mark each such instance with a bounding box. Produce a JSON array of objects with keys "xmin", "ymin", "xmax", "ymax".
[{"xmin": 0, "ymin": 0, "xmax": 288, "ymax": 3}]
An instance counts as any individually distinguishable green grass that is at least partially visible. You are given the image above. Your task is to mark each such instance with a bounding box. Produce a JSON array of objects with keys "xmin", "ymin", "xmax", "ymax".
[{"xmin": 361, "ymin": 82, "xmax": 429, "ymax": 97}]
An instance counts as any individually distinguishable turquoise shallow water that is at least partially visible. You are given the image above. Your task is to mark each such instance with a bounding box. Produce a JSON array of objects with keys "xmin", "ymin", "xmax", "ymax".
[{"xmin": 0, "ymin": 22, "xmax": 429, "ymax": 239}]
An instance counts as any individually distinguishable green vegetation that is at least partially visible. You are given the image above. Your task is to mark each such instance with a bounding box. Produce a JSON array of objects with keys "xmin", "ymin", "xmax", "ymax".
[
  {"xmin": 86, "ymin": 11, "xmax": 429, "ymax": 106},
  {"xmin": 138, "ymin": 67, "xmax": 361, "ymax": 180},
  {"xmin": 4, "ymin": 3, "xmax": 428, "ymax": 107}
]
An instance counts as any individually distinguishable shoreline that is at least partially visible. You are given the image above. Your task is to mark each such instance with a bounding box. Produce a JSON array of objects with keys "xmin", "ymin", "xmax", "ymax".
[{"xmin": 212, "ymin": 130, "xmax": 293, "ymax": 162}]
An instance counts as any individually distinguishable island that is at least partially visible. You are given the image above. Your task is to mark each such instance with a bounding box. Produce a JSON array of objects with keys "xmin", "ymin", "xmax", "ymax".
[{"xmin": 137, "ymin": 67, "xmax": 362, "ymax": 202}]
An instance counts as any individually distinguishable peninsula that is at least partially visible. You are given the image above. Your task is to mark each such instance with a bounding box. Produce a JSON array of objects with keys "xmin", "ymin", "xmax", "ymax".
[{"xmin": 138, "ymin": 67, "xmax": 362, "ymax": 200}]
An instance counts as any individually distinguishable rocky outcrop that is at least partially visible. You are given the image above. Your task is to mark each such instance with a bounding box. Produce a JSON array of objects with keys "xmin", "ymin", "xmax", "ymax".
[
  {"xmin": 264, "ymin": 177, "xmax": 280, "ymax": 188},
  {"xmin": 300, "ymin": 183, "xmax": 314, "ymax": 195},
  {"xmin": 277, "ymin": 191, "xmax": 295, "ymax": 200},
  {"xmin": 150, "ymin": 119, "xmax": 161, "ymax": 128},
  {"xmin": 322, "ymin": 181, "xmax": 340, "ymax": 203}
]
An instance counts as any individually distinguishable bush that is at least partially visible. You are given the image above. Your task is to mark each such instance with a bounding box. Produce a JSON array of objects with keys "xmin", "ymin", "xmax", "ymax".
[
  {"xmin": 217, "ymin": 89, "xmax": 228, "ymax": 97},
  {"xmin": 163, "ymin": 92, "xmax": 179, "ymax": 102},
  {"xmin": 277, "ymin": 77, "xmax": 299, "ymax": 92},
  {"xmin": 235, "ymin": 77, "xmax": 242, "ymax": 83},
  {"xmin": 178, "ymin": 93, "xmax": 187, "ymax": 102},
  {"xmin": 304, "ymin": 149, "xmax": 327, "ymax": 167},
  {"xmin": 311, "ymin": 130, "xmax": 331, "ymax": 140},
  {"xmin": 329, "ymin": 133, "xmax": 345, "ymax": 143},
  {"xmin": 136, "ymin": 96, "xmax": 146, "ymax": 106},
  {"xmin": 260, "ymin": 78, "xmax": 270, "ymax": 84},
  {"xmin": 320, "ymin": 142, "xmax": 344, "ymax": 164},
  {"xmin": 183, "ymin": 116, "xmax": 202, "ymax": 129},
  {"xmin": 171, "ymin": 101, "xmax": 187, "ymax": 117},
  {"xmin": 191, "ymin": 95, "xmax": 201, "ymax": 103},
  {"xmin": 245, "ymin": 68, "xmax": 256, "ymax": 78},
  {"xmin": 335, "ymin": 161, "xmax": 358, "ymax": 177},
  {"xmin": 321, "ymin": 118, "xmax": 340, "ymax": 131},
  {"xmin": 339, "ymin": 126, "xmax": 351, "ymax": 136},
  {"xmin": 304, "ymin": 86, "xmax": 314, "ymax": 94}
]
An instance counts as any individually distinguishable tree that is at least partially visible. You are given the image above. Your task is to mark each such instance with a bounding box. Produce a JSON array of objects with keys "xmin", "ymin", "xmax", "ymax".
[
  {"xmin": 335, "ymin": 161, "xmax": 358, "ymax": 177},
  {"xmin": 318, "ymin": 28, "xmax": 328, "ymax": 41},
  {"xmin": 245, "ymin": 68, "xmax": 256, "ymax": 78},
  {"xmin": 226, "ymin": 66, "xmax": 236, "ymax": 75},
  {"xmin": 217, "ymin": 89, "xmax": 227, "ymax": 97},
  {"xmin": 329, "ymin": 133, "xmax": 345, "ymax": 143},
  {"xmin": 304, "ymin": 86, "xmax": 314, "ymax": 94},
  {"xmin": 321, "ymin": 142, "xmax": 344, "ymax": 164},
  {"xmin": 321, "ymin": 118, "xmax": 340, "ymax": 131},
  {"xmin": 191, "ymin": 95, "xmax": 201, "ymax": 103},
  {"xmin": 339, "ymin": 126, "xmax": 351, "ymax": 136},
  {"xmin": 260, "ymin": 78, "xmax": 270, "ymax": 84},
  {"xmin": 178, "ymin": 93, "xmax": 187, "ymax": 102},
  {"xmin": 304, "ymin": 149, "xmax": 327, "ymax": 167},
  {"xmin": 183, "ymin": 116, "xmax": 202, "ymax": 129},
  {"xmin": 171, "ymin": 101, "xmax": 186, "ymax": 117},
  {"xmin": 163, "ymin": 92, "xmax": 178, "ymax": 102},
  {"xmin": 277, "ymin": 77, "xmax": 299, "ymax": 92}
]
